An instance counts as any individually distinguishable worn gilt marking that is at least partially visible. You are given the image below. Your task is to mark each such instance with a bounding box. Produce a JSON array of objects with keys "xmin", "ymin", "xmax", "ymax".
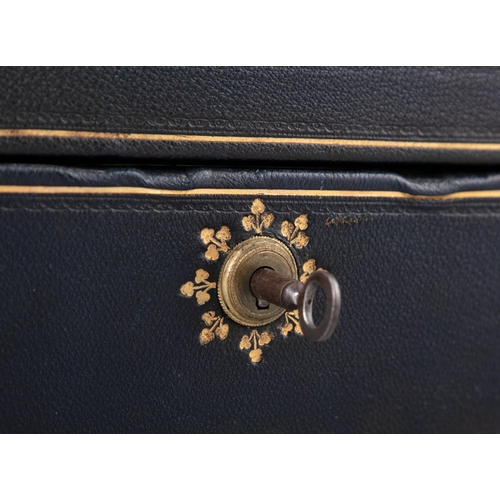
[
  {"xmin": 299, "ymin": 259, "xmax": 323, "ymax": 283},
  {"xmin": 325, "ymin": 216, "xmax": 359, "ymax": 226},
  {"xmin": 281, "ymin": 214, "xmax": 309, "ymax": 248},
  {"xmin": 180, "ymin": 269, "xmax": 216, "ymax": 305},
  {"xmin": 278, "ymin": 310, "xmax": 303, "ymax": 336},
  {"xmin": 199, "ymin": 311, "xmax": 229, "ymax": 344},
  {"xmin": 242, "ymin": 199, "xmax": 275, "ymax": 234},
  {"xmin": 239, "ymin": 329, "xmax": 273, "ymax": 363},
  {"xmin": 200, "ymin": 226, "xmax": 231, "ymax": 260}
]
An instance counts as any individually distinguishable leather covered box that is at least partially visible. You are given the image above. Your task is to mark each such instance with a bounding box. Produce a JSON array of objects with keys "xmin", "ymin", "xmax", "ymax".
[{"xmin": 1, "ymin": 68, "xmax": 500, "ymax": 433}]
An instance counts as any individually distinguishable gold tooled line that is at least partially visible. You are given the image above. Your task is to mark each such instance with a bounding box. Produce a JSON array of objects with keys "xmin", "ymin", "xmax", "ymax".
[
  {"xmin": 0, "ymin": 185, "xmax": 499, "ymax": 200},
  {"xmin": 2, "ymin": 128, "xmax": 500, "ymax": 150}
]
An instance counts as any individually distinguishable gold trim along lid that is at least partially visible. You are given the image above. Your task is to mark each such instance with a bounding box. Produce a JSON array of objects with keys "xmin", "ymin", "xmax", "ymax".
[
  {"xmin": 3, "ymin": 128, "xmax": 500, "ymax": 151},
  {"xmin": 1, "ymin": 184, "xmax": 500, "ymax": 200}
]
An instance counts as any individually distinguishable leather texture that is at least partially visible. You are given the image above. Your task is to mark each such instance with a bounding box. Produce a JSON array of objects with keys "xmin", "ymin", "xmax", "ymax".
[
  {"xmin": 2, "ymin": 67, "xmax": 500, "ymax": 165},
  {"xmin": 2, "ymin": 163, "xmax": 500, "ymax": 193},
  {"xmin": 1, "ymin": 165, "xmax": 500, "ymax": 433}
]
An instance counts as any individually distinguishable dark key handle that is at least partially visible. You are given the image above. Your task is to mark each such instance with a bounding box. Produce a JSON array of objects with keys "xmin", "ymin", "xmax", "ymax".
[{"xmin": 250, "ymin": 268, "xmax": 341, "ymax": 342}]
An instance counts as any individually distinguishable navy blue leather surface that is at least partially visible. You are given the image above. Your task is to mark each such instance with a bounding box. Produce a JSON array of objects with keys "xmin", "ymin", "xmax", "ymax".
[
  {"xmin": 2, "ymin": 67, "xmax": 500, "ymax": 165},
  {"xmin": 2, "ymin": 163, "xmax": 500, "ymax": 194},
  {"xmin": 1, "ymin": 166, "xmax": 499, "ymax": 433}
]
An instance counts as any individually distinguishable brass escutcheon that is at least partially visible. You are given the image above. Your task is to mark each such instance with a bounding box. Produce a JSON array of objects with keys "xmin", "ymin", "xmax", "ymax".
[{"xmin": 218, "ymin": 236, "xmax": 298, "ymax": 327}]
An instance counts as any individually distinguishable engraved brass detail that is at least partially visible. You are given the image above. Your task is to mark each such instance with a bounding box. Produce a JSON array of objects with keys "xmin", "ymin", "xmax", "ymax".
[
  {"xmin": 217, "ymin": 237, "xmax": 298, "ymax": 327},
  {"xmin": 239, "ymin": 329, "xmax": 273, "ymax": 363},
  {"xmin": 180, "ymin": 269, "xmax": 216, "ymax": 305}
]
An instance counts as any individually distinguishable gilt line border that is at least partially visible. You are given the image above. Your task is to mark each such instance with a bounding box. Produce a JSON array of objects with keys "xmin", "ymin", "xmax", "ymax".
[
  {"xmin": 2, "ymin": 128, "xmax": 500, "ymax": 151},
  {"xmin": 0, "ymin": 185, "xmax": 499, "ymax": 200}
]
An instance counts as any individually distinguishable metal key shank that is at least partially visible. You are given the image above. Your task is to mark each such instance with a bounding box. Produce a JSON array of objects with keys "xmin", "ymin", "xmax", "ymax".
[{"xmin": 250, "ymin": 267, "xmax": 341, "ymax": 342}]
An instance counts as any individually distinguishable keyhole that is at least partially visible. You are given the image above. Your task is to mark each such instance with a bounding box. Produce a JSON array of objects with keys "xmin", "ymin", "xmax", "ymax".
[{"xmin": 256, "ymin": 298, "xmax": 270, "ymax": 310}]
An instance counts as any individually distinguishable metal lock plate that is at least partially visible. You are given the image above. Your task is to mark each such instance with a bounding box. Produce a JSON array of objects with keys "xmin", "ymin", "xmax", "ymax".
[{"xmin": 217, "ymin": 236, "xmax": 298, "ymax": 327}]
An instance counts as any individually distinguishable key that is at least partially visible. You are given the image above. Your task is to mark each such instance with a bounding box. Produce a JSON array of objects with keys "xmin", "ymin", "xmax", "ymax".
[{"xmin": 250, "ymin": 267, "xmax": 341, "ymax": 342}]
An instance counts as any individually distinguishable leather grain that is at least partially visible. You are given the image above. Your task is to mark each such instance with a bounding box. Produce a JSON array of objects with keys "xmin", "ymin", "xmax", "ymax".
[
  {"xmin": 1, "ymin": 166, "xmax": 499, "ymax": 433},
  {"xmin": 2, "ymin": 163, "xmax": 500, "ymax": 194},
  {"xmin": 2, "ymin": 67, "xmax": 500, "ymax": 164}
]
